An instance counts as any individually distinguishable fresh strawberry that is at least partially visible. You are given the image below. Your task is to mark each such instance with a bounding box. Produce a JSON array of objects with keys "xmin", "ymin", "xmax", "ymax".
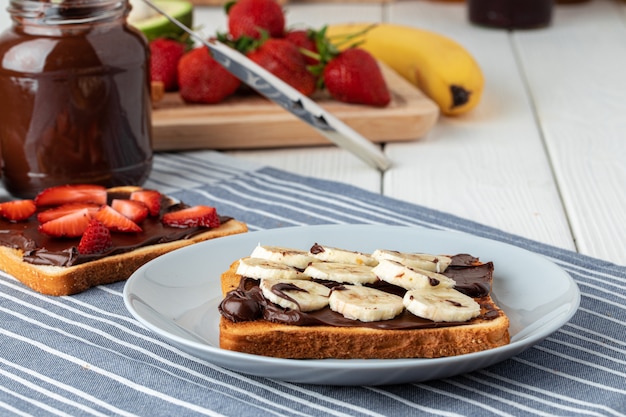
[
  {"xmin": 111, "ymin": 199, "xmax": 149, "ymax": 224},
  {"xmin": 34, "ymin": 184, "xmax": 107, "ymax": 207},
  {"xmin": 227, "ymin": 0, "xmax": 285, "ymax": 40},
  {"xmin": 38, "ymin": 208, "xmax": 93, "ymax": 238},
  {"xmin": 150, "ymin": 38, "xmax": 186, "ymax": 91},
  {"xmin": 37, "ymin": 203, "xmax": 100, "ymax": 224},
  {"xmin": 162, "ymin": 205, "xmax": 220, "ymax": 228},
  {"xmin": 322, "ymin": 48, "xmax": 390, "ymax": 107},
  {"xmin": 177, "ymin": 47, "xmax": 241, "ymax": 104},
  {"xmin": 285, "ymin": 29, "xmax": 319, "ymax": 65},
  {"xmin": 94, "ymin": 205, "xmax": 142, "ymax": 233},
  {"xmin": 130, "ymin": 189, "xmax": 162, "ymax": 217},
  {"xmin": 0, "ymin": 199, "xmax": 36, "ymax": 222},
  {"xmin": 77, "ymin": 219, "xmax": 113, "ymax": 255},
  {"xmin": 247, "ymin": 38, "xmax": 317, "ymax": 96}
]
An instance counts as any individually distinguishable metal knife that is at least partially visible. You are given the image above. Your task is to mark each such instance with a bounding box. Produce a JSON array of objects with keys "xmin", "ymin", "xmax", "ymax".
[{"xmin": 141, "ymin": 0, "xmax": 392, "ymax": 171}]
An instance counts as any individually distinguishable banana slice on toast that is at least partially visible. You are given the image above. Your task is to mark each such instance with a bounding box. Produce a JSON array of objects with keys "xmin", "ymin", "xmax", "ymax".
[
  {"xmin": 329, "ymin": 285, "xmax": 404, "ymax": 322},
  {"xmin": 371, "ymin": 249, "xmax": 452, "ymax": 273},
  {"xmin": 250, "ymin": 245, "xmax": 316, "ymax": 270},
  {"xmin": 304, "ymin": 261, "xmax": 378, "ymax": 285},
  {"xmin": 403, "ymin": 287, "xmax": 480, "ymax": 322},
  {"xmin": 372, "ymin": 259, "xmax": 455, "ymax": 290},
  {"xmin": 309, "ymin": 243, "xmax": 378, "ymax": 266},
  {"xmin": 260, "ymin": 279, "xmax": 330, "ymax": 312},
  {"xmin": 236, "ymin": 257, "xmax": 307, "ymax": 280}
]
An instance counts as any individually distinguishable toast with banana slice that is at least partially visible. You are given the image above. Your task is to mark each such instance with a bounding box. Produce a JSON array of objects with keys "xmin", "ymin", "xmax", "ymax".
[{"xmin": 218, "ymin": 244, "xmax": 510, "ymax": 359}]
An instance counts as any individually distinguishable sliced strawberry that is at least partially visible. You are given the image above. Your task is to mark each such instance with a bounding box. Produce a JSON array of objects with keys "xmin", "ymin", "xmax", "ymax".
[
  {"xmin": 34, "ymin": 184, "xmax": 107, "ymax": 207},
  {"xmin": 77, "ymin": 219, "xmax": 113, "ymax": 255},
  {"xmin": 111, "ymin": 199, "xmax": 149, "ymax": 224},
  {"xmin": 130, "ymin": 189, "xmax": 162, "ymax": 217},
  {"xmin": 0, "ymin": 199, "xmax": 36, "ymax": 222},
  {"xmin": 162, "ymin": 205, "xmax": 220, "ymax": 229},
  {"xmin": 38, "ymin": 208, "xmax": 93, "ymax": 238},
  {"xmin": 94, "ymin": 205, "xmax": 142, "ymax": 233},
  {"xmin": 37, "ymin": 202, "xmax": 100, "ymax": 224}
]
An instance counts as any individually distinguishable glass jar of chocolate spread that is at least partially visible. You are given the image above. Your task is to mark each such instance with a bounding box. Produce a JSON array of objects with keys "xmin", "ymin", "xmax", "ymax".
[
  {"xmin": 0, "ymin": 0, "xmax": 153, "ymax": 198},
  {"xmin": 468, "ymin": 0, "xmax": 554, "ymax": 29}
]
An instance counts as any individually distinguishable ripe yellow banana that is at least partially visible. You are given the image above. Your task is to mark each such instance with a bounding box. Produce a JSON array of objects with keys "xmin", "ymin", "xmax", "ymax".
[{"xmin": 325, "ymin": 23, "xmax": 484, "ymax": 116}]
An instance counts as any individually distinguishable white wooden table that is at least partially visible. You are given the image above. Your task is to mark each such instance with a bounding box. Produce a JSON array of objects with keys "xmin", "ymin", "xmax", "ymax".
[
  {"xmin": 195, "ymin": 0, "xmax": 626, "ymax": 266},
  {"xmin": 1, "ymin": 0, "xmax": 624, "ymax": 266}
]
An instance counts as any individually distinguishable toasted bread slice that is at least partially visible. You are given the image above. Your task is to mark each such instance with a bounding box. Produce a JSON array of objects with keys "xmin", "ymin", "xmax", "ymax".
[
  {"xmin": 218, "ymin": 260, "xmax": 510, "ymax": 359},
  {"xmin": 0, "ymin": 186, "xmax": 247, "ymax": 296}
]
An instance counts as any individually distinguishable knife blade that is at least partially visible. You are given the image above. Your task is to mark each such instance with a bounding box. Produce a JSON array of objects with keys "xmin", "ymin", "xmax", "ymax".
[{"xmin": 141, "ymin": 0, "xmax": 392, "ymax": 171}]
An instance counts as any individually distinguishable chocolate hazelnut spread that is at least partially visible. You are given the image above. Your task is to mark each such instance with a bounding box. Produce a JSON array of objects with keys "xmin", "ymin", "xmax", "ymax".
[
  {"xmin": 309, "ymin": 243, "xmax": 324, "ymax": 255},
  {"xmin": 0, "ymin": 0, "xmax": 152, "ymax": 198},
  {"xmin": 219, "ymin": 255, "xmax": 500, "ymax": 330},
  {"xmin": 0, "ymin": 191, "xmax": 232, "ymax": 267}
]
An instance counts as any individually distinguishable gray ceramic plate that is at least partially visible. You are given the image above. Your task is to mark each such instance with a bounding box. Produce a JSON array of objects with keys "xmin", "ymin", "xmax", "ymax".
[{"xmin": 123, "ymin": 224, "xmax": 580, "ymax": 385}]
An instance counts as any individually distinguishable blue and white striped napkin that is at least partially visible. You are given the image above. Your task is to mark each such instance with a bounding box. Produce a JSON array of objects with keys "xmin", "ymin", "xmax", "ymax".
[{"xmin": 1, "ymin": 150, "xmax": 625, "ymax": 416}]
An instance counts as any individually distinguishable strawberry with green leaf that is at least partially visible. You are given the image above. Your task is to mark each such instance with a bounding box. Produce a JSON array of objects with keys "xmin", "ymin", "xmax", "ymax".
[
  {"xmin": 226, "ymin": 0, "xmax": 285, "ymax": 40},
  {"xmin": 177, "ymin": 47, "xmax": 241, "ymax": 104},
  {"xmin": 285, "ymin": 29, "xmax": 319, "ymax": 65},
  {"xmin": 323, "ymin": 48, "xmax": 390, "ymax": 107},
  {"xmin": 246, "ymin": 37, "xmax": 317, "ymax": 97},
  {"xmin": 308, "ymin": 25, "xmax": 391, "ymax": 107}
]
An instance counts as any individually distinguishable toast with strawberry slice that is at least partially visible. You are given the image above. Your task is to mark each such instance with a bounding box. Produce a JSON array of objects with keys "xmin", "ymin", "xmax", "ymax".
[{"xmin": 0, "ymin": 185, "xmax": 247, "ymax": 296}]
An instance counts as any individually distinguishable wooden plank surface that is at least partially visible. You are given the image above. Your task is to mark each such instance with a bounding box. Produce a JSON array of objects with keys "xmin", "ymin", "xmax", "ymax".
[
  {"xmin": 226, "ymin": 0, "xmax": 626, "ymax": 266},
  {"xmin": 384, "ymin": 0, "xmax": 575, "ymax": 251},
  {"xmin": 516, "ymin": 0, "xmax": 626, "ymax": 264},
  {"xmin": 151, "ymin": 63, "xmax": 439, "ymax": 150}
]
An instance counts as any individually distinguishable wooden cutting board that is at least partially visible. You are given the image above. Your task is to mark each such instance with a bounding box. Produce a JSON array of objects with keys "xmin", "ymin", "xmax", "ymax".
[{"xmin": 151, "ymin": 63, "xmax": 439, "ymax": 151}]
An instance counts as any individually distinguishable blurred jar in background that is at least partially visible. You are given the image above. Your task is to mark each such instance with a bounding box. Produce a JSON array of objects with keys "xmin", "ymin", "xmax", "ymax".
[
  {"xmin": 0, "ymin": 0, "xmax": 153, "ymax": 198},
  {"xmin": 468, "ymin": 0, "xmax": 554, "ymax": 29}
]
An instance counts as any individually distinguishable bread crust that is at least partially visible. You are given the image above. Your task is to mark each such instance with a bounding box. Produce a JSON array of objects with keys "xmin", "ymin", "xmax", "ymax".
[
  {"xmin": 219, "ymin": 260, "xmax": 510, "ymax": 359},
  {"xmin": 0, "ymin": 186, "xmax": 248, "ymax": 296}
]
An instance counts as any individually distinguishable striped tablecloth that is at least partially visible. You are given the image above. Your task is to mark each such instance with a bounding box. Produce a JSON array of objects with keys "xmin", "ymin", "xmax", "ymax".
[{"xmin": 1, "ymin": 151, "xmax": 625, "ymax": 416}]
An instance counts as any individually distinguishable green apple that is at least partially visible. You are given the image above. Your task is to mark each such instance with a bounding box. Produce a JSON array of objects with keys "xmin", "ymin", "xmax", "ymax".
[{"xmin": 129, "ymin": 0, "xmax": 194, "ymax": 41}]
